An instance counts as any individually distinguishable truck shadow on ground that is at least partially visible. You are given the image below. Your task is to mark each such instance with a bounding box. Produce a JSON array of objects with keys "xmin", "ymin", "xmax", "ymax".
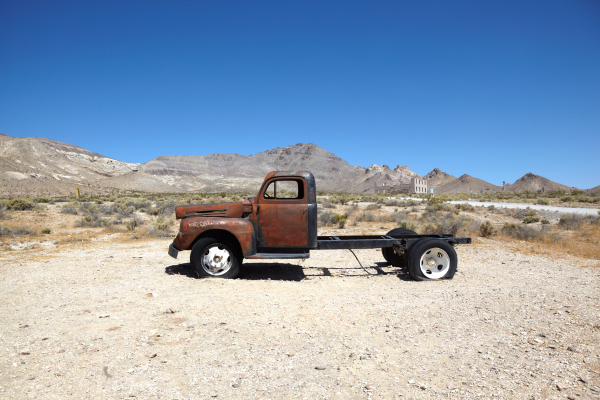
[{"xmin": 165, "ymin": 261, "xmax": 412, "ymax": 281}]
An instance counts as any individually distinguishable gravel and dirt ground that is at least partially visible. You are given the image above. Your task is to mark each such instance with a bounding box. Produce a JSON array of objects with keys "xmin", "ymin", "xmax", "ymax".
[{"xmin": 1, "ymin": 224, "xmax": 600, "ymax": 399}]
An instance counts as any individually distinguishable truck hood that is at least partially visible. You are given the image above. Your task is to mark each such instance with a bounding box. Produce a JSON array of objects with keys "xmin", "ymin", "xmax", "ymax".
[{"xmin": 175, "ymin": 199, "xmax": 253, "ymax": 219}]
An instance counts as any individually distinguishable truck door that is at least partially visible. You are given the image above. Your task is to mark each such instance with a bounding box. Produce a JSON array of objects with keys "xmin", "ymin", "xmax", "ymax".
[{"xmin": 257, "ymin": 178, "xmax": 309, "ymax": 248}]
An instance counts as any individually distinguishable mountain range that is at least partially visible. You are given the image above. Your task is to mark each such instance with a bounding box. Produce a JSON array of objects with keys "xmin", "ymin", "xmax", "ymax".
[{"xmin": 0, "ymin": 133, "xmax": 586, "ymax": 196}]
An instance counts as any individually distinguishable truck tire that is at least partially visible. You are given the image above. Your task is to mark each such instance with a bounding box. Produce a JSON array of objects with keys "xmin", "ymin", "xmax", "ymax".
[
  {"xmin": 381, "ymin": 228, "xmax": 417, "ymax": 268},
  {"xmin": 190, "ymin": 237, "xmax": 241, "ymax": 279},
  {"xmin": 406, "ymin": 239, "xmax": 457, "ymax": 281}
]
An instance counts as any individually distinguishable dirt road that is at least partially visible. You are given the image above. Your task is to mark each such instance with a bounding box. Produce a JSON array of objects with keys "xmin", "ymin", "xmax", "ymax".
[{"xmin": 1, "ymin": 235, "xmax": 599, "ymax": 399}]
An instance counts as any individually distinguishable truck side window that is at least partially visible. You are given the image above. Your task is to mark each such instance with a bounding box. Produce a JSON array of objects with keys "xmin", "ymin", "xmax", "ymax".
[{"xmin": 263, "ymin": 180, "xmax": 304, "ymax": 199}]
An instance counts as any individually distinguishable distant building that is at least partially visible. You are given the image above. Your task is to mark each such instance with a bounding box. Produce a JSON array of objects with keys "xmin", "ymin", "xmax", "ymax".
[{"xmin": 375, "ymin": 177, "xmax": 428, "ymax": 195}]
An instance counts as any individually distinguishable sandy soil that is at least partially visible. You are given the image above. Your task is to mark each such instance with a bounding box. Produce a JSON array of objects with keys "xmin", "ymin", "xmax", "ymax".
[{"xmin": 1, "ymin": 226, "xmax": 600, "ymax": 399}]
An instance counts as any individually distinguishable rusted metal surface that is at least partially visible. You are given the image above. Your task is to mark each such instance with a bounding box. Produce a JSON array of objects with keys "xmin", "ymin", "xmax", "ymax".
[
  {"xmin": 172, "ymin": 217, "xmax": 255, "ymax": 256},
  {"xmin": 175, "ymin": 202, "xmax": 244, "ymax": 220}
]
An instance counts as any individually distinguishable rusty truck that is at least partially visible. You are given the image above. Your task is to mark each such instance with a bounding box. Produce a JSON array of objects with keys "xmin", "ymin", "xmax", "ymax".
[{"xmin": 168, "ymin": 171, "xmax": 471, "ymax": 281}]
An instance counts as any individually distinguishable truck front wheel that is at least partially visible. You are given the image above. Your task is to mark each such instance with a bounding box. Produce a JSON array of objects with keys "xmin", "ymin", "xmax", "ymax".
[
  {"xmin": 407, "ymin": 239, "xmax": 457, "ymax": 281},
  {"xmin": 190, "ymin": 237, "xmax": 241, "ymax": 279}
]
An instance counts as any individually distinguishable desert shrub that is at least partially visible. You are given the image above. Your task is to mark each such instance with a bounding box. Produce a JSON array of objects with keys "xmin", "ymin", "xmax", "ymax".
[
  {"xmin": 61, "ymin": 206, "xmax": 78, "ymax": 215},
  {"xmin": 145, "ymin": 218, "xmax": 174, "ymax": 238},
  {"xmin": 5, "ymin": 198, "xmax": 35, "ymax": 211},
  {"xmin": 334, "ymin": 214, "xmax": 347, "ymax": 228},
  {"xmin": 376, "ymin": 198, "xmax": 385, "ymax": 205},
  {"xmin": 157, "ymin": 203, "xmax": 177, "ymax": 216},
  {"xmin": 365, "ymin": 204, "xmax": 381, "ymax": 211},
  {"xmin": 99, "ymin": 205, "xmax": 117, "ymax": 214},
  {"xmin": 345, "ymin": 204, "xmax": 358, "ymax": 218},
  {"xmin": 561, "ymin": 195, "xmax": 575, "ymax": 203},
  {"xmin": 456, "ymin": 203, "xmax": 475, "ymax": 212},
  {"xmin": 522, "ymin": 216, "xmax": 540, "ymax": 224},
  {"xmin": 321, "ymin": 199, "xmax": 336, "ymax": 209},
  {"xmin": 558, "ymin": 214, "xmax": 584, "ymax": 230},
  {"xmin": 399, "ymin": 220, "xmax": 418, "ymax": 231},
  {"xmin": 76, "ymin": 214, "xmax": 112, "ymax": 228},
  {"xmin": 116, "ymin": 209, "xmax": 133, "ymax": 220},
  {"xmin": 541, "ymin": 218, "xmax": 550, "ymax": 224},
  {"xmin": 0, "ymin": 205, "xmax": 6, "ymax": 219},
  {"xmin": 385, "ymin": 199, "xmax": 401, "ymax": 207},
  {"xmin": 515, "ymin": 207, "xmax": 538, "ymax": 220},
  {"xmin": 479, "ymin": 221, "xmax": 495, "ymax": 237},
  {"xmin": 501, "ymin": 223, "xmax": 542, "ymax": 240},
  {"xmin": 425, "ymin": 202, "xmax": 455, "ymax": 213},
  {"xmin": 79, "ymin": 202, "xmax": 100, "ymax": 214},
  {"xmin": 125, "ymin": 216, "xmax": 144, "ymax": 232},
  {"xmin": 317, "ymin": 210, "xmax": 336, "ymax": 227},
  {"xmin": 355, "ymin": 212, "xmax": 375, "ymax": 222},
  {"xmin": 35, "ymin": 197, "xmax": 51, "ymax": 204},
  {"xmin": 41, "ymin": 227, "xmax": 52, "ymax": 234},
  {"xmin": 578, "ymin": 196, "xmax": 596, "ymax": 203},
  {"xmin": 0, "ymin": 225, "xmax": 36, "ymax": 237},
  {"xmin": 148, "ymin": 207, "xmax": 160, "ymax": 216},
  {"xmin": 536, "ymin": 198, "xmax": 550, "ymax": 205}
]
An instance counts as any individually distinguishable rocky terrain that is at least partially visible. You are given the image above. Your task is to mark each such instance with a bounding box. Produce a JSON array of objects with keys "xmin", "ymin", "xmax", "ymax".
[
  {"xmin": 424, "ymin": 168, "xmax": 457, "ymax": 189},
  {"xmin": 0, "ymin": 133, "xmax": 589, "ymax": 196},
  {"xmin": 0, "ymin": 214, "xmax": 599, "ymax": 399},
  {"xmin": 506, "ymin": 173, "xmax": 574, "ymax": 193},
  {"xmin": 437, "ymin": 174, "xmax": 503, "ymax": 194}
]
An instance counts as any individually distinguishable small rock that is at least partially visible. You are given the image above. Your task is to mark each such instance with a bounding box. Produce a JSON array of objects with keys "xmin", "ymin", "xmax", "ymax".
[
  {"xmin": 447, "ymin": 385, "xmax": 455, "ymax": 390},
  {"xmin": 57, "ymin": 349, "xmax": 65, "ymax": 353},
  {"xmin": 166, "ymin": 308, "xmax": 176, "ymax": 314},
  {"xmin": 567, "ymin": 346, "xmax": 577, "ymax": 352},
  {"xmin": 408, "ymin": 379, "xmax": 415, "ymax": 384},
  {"xmin": 418, "ymin": 383, "xmax": 427, "ymax": 390},
  {"xmin": 315, "ymin": 364, "xmax": 327, "ymax": 370},
  {"xmin": 348, "ymin": 352, "xmax": 356, "ymax": 358},
  {"xmin": 359, "ymin": 355, "xmax": 367, "ymax": 360},
  {"xmin": 579, "ymin": 376, "xmax": 589, "ymax": 383},
  {"xmin": 286, "ymin": 353, "xmax": 295, "ymax": 357},
  {"xmin": 232, "ymin": 383, "xmax": 240, "ymax": 388},
  {"xmin": 365, "ymin": 384, "xmax": 373, "ymax": 391},
  {"xmin": 148, "ymin": 352, "xmax": 157, "ymax": 358},
  {"xmin": 20, "ymin": 352, "xmax": 30, "ymax": 355},
  {"xmin": 42, "ymin": 337, "xmax": 49, "ymax": 341},
  {"xmin": 534, "ymin": 338, "xmax": 543, "ymax": 343},
  {"xmin": 99, "ymin": 315, "xmax": 110, "ymax": 318}
]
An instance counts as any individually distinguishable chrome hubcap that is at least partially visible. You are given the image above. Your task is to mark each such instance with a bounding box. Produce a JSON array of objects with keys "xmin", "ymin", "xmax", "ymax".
[
  {"xmin": 202, "ymin": 245, "xmax": 232, "ymax": 276},
  {"xmin": 419, "ymin": 247, "xmax": 450, "ymax": 279}
]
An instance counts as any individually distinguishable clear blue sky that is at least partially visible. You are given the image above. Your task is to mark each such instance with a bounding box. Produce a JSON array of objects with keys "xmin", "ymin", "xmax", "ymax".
[{"xmin": 1, "ymin": 0, "xmax": 599, "ymax": 188}]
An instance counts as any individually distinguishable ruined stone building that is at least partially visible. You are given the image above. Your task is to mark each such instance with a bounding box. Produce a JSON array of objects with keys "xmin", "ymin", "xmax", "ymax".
[{"xmin": 375, "ymin": 177, "xmax": 428, "ymax": 195}]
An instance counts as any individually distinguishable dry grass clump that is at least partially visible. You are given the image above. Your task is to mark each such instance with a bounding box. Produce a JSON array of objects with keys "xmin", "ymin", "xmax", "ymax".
[
  {"xmin": 1, "ymin": 198, "xmax": 35, "ymax": 211},
  {"xmin": 365, "ymin": 203, "xmax": 381, "ymax": 211},
  {"xmin": 0, "ymin": 225, "xmax": 36, "ymax": 238},
  {"xmin": 0, "ymin": 205, "xmax": 6, "ymax": 219},
  {"xmin": 143, "ymin": 218, "xmax": 175, "ymax": 238},
  {"xmin": 76, "ymin": 214, "xmax": 112, "ymax": 228}
]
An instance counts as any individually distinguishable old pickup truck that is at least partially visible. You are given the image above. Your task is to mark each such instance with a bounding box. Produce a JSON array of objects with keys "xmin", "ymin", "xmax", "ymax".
[{"xmin": 168, "ymin": 171, "xmax": 471, "ymax": 281}]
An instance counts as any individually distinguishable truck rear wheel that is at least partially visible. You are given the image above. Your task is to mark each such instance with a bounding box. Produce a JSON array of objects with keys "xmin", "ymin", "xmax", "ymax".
[
  {"xmin": 190, "ymin": 237, "xmax": 240, "ymax": 279},
  {"xmin": 381, "ymin": 228, "xmax": 416, "ymax": 268},
  {"xmin": 406, "ymin": 239, "xmax": 457, "ymax": 281}
]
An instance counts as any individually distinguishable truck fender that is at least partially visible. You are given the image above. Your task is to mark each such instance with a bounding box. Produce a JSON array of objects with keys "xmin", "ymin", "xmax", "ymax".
[{"xmin": 172, "ymin": 217, "xmax": 256, "ymax": 257}]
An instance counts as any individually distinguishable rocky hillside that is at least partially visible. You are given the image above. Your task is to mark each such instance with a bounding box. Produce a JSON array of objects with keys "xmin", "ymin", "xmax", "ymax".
[
  {"xmin": 424, "ymin": 168, "xmax": 456, "ymax": 188},
  {"xmin": 436, "ymin": 174, "xmax": 502, "ymax": 194},
  {"xmin": 351, "ymin": 164, "xmax": 421, "ymax": 193},
  {"xmin": 0, "ymin": 134, "xmax": 139, "ymax": 196},
  {"xmin": 141, "ymin": 143, "xmax": 360, "ymax": 192},
  {"xmin": 506, "ymin": 172, "xmax": 573, "ymax": 192},
  {"xmin": 0, "ymin": 133, "xmax": 583, "ymax": 196}
]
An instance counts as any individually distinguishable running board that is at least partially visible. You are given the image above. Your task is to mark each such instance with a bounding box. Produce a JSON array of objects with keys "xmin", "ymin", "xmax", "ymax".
[{"xmin": 247, "ymin": 252, "xmax": 310, "ymax": 260}]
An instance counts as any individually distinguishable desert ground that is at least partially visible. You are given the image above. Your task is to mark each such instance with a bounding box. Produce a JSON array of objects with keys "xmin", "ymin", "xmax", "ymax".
[{"xmin": 1, "ymin": 200, "xmax": 599, "ymax": 399}]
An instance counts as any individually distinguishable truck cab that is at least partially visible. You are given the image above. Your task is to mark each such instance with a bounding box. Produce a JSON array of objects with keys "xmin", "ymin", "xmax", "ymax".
[{"xmin": 169, "ymin": 171, "xmax": 318, "ymax": 278}]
